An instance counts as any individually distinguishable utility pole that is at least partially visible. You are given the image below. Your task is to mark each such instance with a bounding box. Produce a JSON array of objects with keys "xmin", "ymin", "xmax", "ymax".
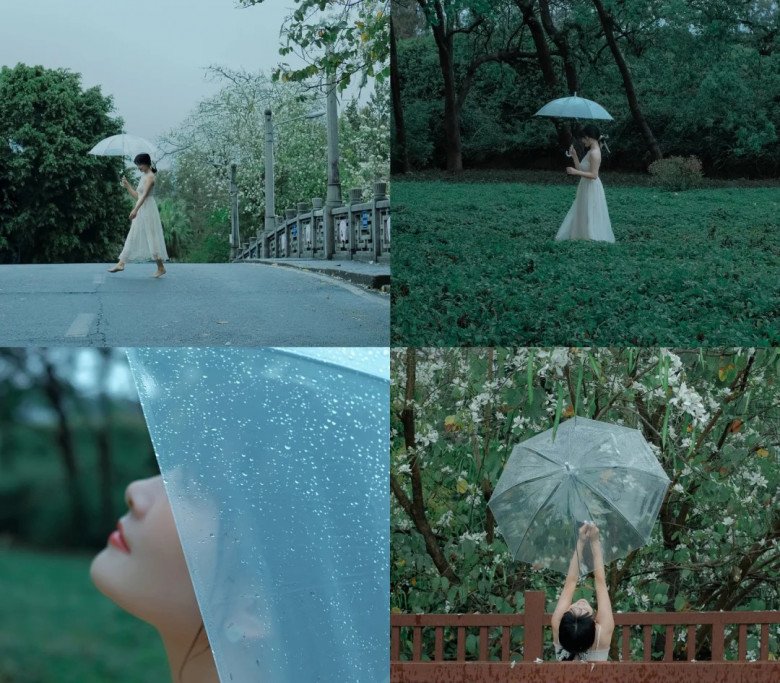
[
  {"xmin": 264, "ymin": 109, "xmax": 276, "ymax": 236},
  {"xmin": 230, "ymin": 162, "xmax": 239, "ymax": 260},
  {"xmin": 323, "ymin": 49, "xmax": 342, "ymax": 260}
]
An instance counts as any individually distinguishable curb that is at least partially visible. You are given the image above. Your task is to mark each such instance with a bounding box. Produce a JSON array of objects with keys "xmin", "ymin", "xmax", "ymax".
[{"xmin": 241, "ymin": 259, "xmax": 391, "ymax": 290}]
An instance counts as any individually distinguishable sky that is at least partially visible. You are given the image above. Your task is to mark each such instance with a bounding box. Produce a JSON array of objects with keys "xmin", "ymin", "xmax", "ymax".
[{"xmin": 0, "ymin": 0, "xmax": 303, "ymax": 145}]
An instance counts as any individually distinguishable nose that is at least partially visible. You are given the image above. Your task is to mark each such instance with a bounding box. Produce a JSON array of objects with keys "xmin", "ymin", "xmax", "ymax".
[{"xmin": 125, "ymin": 478, "xmax": 154, "ymax": 517}]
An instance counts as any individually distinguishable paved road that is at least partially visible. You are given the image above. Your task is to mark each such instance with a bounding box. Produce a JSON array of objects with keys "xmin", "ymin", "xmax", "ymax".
[{"xmin": 0, "ymin": 263, "xmax": 389, "ymax": 346}]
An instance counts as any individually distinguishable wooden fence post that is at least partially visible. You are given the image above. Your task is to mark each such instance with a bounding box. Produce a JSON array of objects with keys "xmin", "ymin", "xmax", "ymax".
[{"xmin": 523, "ymin": 590, "xmax": 546, "ymax": 662}]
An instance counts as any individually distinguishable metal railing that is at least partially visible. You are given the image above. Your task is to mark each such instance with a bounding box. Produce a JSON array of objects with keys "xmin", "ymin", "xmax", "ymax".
[
  {"xmin": 234, "ymin": 182, "xmax": 390, "ymax": 263},
  {"xmin": 391, "ymin": 590, "xmax": 780, "ymax": 683}
]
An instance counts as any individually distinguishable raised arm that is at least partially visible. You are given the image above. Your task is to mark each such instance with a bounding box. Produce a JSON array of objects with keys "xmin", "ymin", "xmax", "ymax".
[
  {"xmin": 551, "ymin": 524, "xmax": 588, "ymax": 641},
  {"xmin": 568, "ymin": 145, "xmax": 581, "ymax": 170},
  {"xmin": 121, "ymin": 176, "xmax": 139, "ymax": 199},
  {"xmin": 589, "ymin": 526, "xmax": 614, "ymax": 648},
  {"xmin": 567, "ymin": 149, "xmax": 601, "ymax": 180}
]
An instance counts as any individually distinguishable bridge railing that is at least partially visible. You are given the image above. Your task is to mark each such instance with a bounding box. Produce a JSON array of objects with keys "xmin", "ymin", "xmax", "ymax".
[
  {"xmin": 234, "ymin": 182, "xmax": 390, "ymax": 263},
  {"xmin": 391, "ymin": 590, "xmax": 780, "ymax": 683}
]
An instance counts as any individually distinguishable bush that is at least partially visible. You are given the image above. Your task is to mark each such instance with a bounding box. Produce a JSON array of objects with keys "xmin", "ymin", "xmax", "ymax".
[{"xmin": 648, "ymin": 156, "xmax": 704, "ymax": 191}]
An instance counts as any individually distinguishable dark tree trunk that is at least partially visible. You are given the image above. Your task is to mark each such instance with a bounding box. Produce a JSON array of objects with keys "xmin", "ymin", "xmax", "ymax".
[
  {"xmin": 96, "ymin": 349, "xmax": 114, "ymax": 531},
  {"xmin": 390, "ymin": 349, "xmax": 461, "ymax": 584},
  {"xmin": 538, "ymin": 0, "xmax": 580, "ymax": 94},
  {"xmin": 592, "ymin": 0, "xmax": 663, "ymax": 161},
  {"xmin": 516, "ymin": 0, "xmax": 571, "ymax": 150},
  {"xmin": 41, "ymin": 356, "xmax": 86, "ymax": 544},
  {"xmin": 390, "ymin": 19, "xmax": 411, "ymax": 173},
  {"xmin": 430, "ymin": 18, "xmax": 463, "ymax": 172}
]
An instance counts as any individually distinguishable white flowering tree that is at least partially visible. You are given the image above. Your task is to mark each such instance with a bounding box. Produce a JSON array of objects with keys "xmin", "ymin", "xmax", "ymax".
[
  {"xmin": 159, "ymin": 68, "xmax": 389, "ymax": 259},
  {"xmin": 390, "ymin": 347, "xmax": 779, "ymax": 660}
]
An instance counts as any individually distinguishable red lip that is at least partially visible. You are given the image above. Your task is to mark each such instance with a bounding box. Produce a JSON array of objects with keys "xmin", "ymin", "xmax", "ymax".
[{"xmin": 108, "ymin": 520, "xmax": 131, "ymax": 553}]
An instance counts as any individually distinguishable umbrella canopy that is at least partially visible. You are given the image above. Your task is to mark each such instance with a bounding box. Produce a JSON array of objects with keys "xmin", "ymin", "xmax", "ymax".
[
  {"xmin": 88, "ymin": 133, "xmax": 159, "ymax": 160},
  {"xmin": 127, "ymin": 347, "xmax": 389, "ymax": 683},
  {"xmin": 488, "ymin": 417, "xmax": 669, "ymax": 574},
  {"xmin": 535, "ymin": 93, "xmax": 613, "ymax": 120}
]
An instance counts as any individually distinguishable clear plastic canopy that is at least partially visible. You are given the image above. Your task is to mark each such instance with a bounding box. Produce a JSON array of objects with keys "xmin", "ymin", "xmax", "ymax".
[
  {"xmin": 488, "ymin": 417, "xmax": 670, "ymax": 575},
  {"xmin": 126, "ymin": 347, "xmax": 389, "ymax": 683}
]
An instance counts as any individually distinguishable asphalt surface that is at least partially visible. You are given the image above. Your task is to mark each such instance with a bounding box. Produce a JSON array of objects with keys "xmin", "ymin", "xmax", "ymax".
[{"xmin": 0, "ymin": 263, "xmax": 389, "ymax": 346}]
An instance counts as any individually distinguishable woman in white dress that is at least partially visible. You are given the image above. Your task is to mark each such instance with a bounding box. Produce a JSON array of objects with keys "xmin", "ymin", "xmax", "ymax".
[
  {"xmin": 555, "ymin": 125, "xmax": 615, "ymax": 242},
  {"xmin": 109, "ymin": 153, "xmax": 169, "ymax": 277},
  {"xmin": 551, "ymin": 523, "xmax": 614, "ymax": 661}
]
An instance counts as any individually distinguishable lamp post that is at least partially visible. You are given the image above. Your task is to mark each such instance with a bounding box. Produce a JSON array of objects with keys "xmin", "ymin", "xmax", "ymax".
[
  {"xmin": 323, "ymin": 58, "xmax": 342, "ymax": 260},
  {"xmin": 229, "ymin": 162, "xmax": 239, "ymax": 260},
  {"xmin": 263, "ymin": 108, "xmax": 326, "ymax": 257}
]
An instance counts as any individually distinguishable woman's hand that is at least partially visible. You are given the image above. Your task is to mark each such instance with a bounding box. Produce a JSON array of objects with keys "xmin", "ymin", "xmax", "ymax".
[
  {"xmin": 566, "ymin": 167, "xmax": 579, "ymax": 176},
  {"xmin": 121, "ymin": 176, "xmax": 131, "ymax": 188},
  {"xmin": 587, "ymin": 524, "xmax": 600, "ymax": 542},
  {"xmin": 129, "ymin": 208, "xmax": 138, "ymax": 220},
  {"xmin": 568, "ymin": 145, "xmax": 577, "ymax": 158}
]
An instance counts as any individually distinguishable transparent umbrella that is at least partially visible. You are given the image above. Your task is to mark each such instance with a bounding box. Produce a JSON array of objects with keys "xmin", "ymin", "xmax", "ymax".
[
  {"xmin": 88, "ymin": 133, "xmax": 159, "ymax": 162},
  {"xmin": 488, "ymin": 417, "xmax": 670, "ymax": 575},
  {"xmin": 127, "ymin": 347, "xmax": 389, "ymax": 683}
]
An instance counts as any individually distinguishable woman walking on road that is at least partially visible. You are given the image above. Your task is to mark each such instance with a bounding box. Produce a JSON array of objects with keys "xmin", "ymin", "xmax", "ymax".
[{"xmin": 109, "ymin": 153, "xmax": 168, "ymax": 277}]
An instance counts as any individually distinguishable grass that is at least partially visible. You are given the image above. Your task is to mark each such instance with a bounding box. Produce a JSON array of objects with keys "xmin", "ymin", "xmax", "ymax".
[
  {"xmin": 391, "ymin": 175, "xmax": 780, "ymax": 346},
  {"xmin": 0, "ymin": 547, "xmax": 168, "ymax": 683}
]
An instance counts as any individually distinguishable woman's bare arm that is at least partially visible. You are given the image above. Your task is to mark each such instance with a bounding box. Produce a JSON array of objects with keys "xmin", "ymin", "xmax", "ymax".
[
  {"xmin": 589, "ymin": 527, "xmax": 614, "ymax": 648},
  {"xmin": 122, "ymin": 176, "xmax": 139, "ymax": 199},
  {"xmin": 568, "ymin": 145, "xmax": 581, "ymax": 171},
  {"xmin": 551, "ymin": 525, "xmax": 588, "ymax": 641},
  {"xmin": 567, "ymin": 150, "xmax": 601, "ymax": 180},
  {"xmin": 132, "ymin": 175, "xmax": 155, "ymax": 212}
]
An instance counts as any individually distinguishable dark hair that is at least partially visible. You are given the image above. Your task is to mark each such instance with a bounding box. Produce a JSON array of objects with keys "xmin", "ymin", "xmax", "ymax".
[
  {"xmin": 133, "ymin": 153, "xmax": 157, "ymax": 173},
  {"xmin": 559, "ymin": 611, "xmax": 596, "ymax": 660},
  {"xmin": 580, "ymin": 124, "xmax": 601, "ymax": 141}
]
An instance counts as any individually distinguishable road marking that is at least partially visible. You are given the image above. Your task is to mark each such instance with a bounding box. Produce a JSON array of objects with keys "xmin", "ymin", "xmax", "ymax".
[{"xmin": 65, "ymin": 313, "xmax": 95, "ymax": 337}]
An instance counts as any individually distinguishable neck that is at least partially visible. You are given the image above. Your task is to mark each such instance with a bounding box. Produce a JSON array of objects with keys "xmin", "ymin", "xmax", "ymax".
[{"xmin": 159, "ymin": 627, "xmax": 219, "ymax": 683}]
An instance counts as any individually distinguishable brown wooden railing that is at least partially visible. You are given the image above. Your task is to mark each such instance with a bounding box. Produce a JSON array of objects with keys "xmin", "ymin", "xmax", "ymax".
[{"xmin": 391, "ymin": 590, "xmax": 779, "ymax": 683}]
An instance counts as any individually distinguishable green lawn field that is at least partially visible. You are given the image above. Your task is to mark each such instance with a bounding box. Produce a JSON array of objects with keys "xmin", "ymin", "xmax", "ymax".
[
  {"xmin": 0, "ymin": 547, "xmax": 168, "ymax": 683},
  {"xmin": 391, "ymin": 175, "xmax": 780, "ymax": 346}
]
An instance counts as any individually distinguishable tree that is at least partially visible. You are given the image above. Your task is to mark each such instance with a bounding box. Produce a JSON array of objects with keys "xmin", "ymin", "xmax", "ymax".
[
  {"xmin": 391, "ymin": 348, "xmax": 779, "ymax": 659},
  {"xmin": 236, "ymin": 0, "xmax": 390, "ymax": 90},
  {"xmin": 0, "ymin": 64, "xmax": 129, "ymax": 263}
]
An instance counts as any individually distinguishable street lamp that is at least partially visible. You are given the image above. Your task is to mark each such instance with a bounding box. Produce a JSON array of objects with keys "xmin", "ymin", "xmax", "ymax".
[{"xmin": 263, "ymin": 108, "xmax": 326, "ymax": 236}]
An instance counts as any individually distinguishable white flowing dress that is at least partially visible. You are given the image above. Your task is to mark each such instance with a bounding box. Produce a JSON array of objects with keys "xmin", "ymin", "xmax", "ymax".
[
  {"xmin": 555, "ymin": 152, "xmax": 615, "ymax": 242},
  {"xmin": 119, "ymin": 174, "xmax": 169, "ymax": 262}
]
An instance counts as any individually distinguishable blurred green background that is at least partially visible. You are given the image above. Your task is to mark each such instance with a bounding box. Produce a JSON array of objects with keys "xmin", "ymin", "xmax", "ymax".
[{"xmin": 0, "ymin": 348, "xmax": 168, "ymax": 682}]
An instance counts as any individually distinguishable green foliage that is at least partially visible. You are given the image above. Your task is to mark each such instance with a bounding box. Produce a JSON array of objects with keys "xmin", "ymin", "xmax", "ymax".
[
  {"xmin": 648, "ymin": 156, "xmax": 704, "ymax": 192},
  {"xmin": 237, "ymin": 0, "xmax": 390, "ymax": 89},
  {"xmin": 391, "ymin": 177, "xmax": 780, "ymax": 346},
  {"xmin": 391, "ymin": 348, "xmax": 779, "ymax": 660},
  {"xmin": 185, "ymin": 209, "xmax": 231, "ymax": 264},
  {"xmin": 396, "ymin": 2, "xmax": 780, "ymax": 176},
  {"xmin": 161, "ymin": 68, "xmax": 389, "ymax": 260},
  {"xmin": 0, "ymin": 64, "xmax": 130, "ymax": 263},
  {"xmin": 157, "ymin": 197, "xmax": 194, "ymax": 260},
  {"xmin": 0, "ymin": 548, "xmax": 167, "ymax": 682}
]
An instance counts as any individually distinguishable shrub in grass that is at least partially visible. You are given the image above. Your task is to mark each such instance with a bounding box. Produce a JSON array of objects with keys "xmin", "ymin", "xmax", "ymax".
[{"xmin": 648, "ymin": 156, "xmax": 704, "ymax": 191}]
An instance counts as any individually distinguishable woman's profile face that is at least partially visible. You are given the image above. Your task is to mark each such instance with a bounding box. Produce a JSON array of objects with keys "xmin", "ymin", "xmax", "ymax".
[{"xmin": 90, "ymin": 475, "xmax": 201, "ymax": 633}]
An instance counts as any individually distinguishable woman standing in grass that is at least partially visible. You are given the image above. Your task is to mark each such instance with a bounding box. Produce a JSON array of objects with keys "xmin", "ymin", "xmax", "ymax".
[
  {"xmin": 556, "ymin": 125, "xmax": 615, "ymax": 242},
  {"xmin": 108, "ymin": 153, "xmax": 168, "ymax": 277},
  {"xmin": 551, "ymin": 522, "xmax": 615, "ymax": 660}
]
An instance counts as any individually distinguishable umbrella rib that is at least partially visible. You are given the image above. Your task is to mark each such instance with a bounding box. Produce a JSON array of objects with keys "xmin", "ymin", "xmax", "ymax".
[
  {"xmin": 580, "ymin": 464, "xmax": 670, "ymax": 482},
  {"xmin": 575, "ymin": 476, "xmax": 648, "ymax": 544},
  {"xmin": 523, "ymin": 446, "xmax": 564, "ymax": 466},
  {"xmin": 509, "ymin": 479, "xmax": 564, "ymax": 563},
  {"xmin": 491, "ymin": 470, "xmax": 565, "ymax": 501}
]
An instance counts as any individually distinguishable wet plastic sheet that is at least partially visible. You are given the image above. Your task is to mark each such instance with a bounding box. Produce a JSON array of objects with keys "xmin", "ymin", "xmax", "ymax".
[
  {"xmin": 489, "ymin": 417, "xmax": 670, "ymax": 575},
  {"xmin": 127, "ymin": 347, "xmax": 389, "ymax": 683}
]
